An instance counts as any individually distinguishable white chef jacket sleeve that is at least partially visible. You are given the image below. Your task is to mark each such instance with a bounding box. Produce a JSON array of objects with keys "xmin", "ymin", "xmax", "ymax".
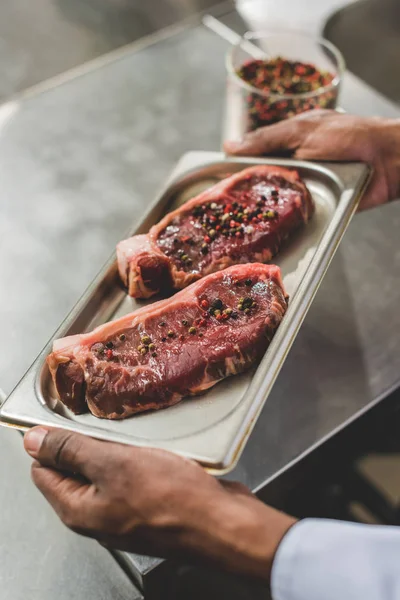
[{"xmin": 271, "ymin": 518, "xmax": 400, "ymax": 600}]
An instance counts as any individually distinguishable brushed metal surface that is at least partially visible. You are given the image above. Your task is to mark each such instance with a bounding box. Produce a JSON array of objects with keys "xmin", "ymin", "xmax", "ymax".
[
  {"xmin": 0, "ymin": 152, "xmax": 370, "ymax": 472},
  {"xmin": 0, "ymin": 0, "xmax": 223, "ymax": 100}
]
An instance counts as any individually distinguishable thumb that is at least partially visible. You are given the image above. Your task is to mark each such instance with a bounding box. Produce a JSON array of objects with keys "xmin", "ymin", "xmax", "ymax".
[
  {"xmin": 24, "ymin": 426, "xmax": 107, "ymax": 482},
  {"xmin": 224, "ymin": 119, "xmax": 303, "ymax": 157}
]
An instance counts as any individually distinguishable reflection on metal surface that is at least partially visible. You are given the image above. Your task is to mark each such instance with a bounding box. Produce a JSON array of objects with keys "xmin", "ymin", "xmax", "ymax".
[
  {"xmin": 3, "ymin": 15, "xmax": 203, "ymax": 105},
  {"xmin": 0, "ymin": 151, "xmax": 370, "ymax": 473},
  {"xmin": 0, "ymin": 101, "xmax": 19, "ymax": 131},
  {"xmin": 203, "ymin": 14, "xmax": 265, "ymax": 57},
  {"xmin": 0, "ymin": 0, "xmax": 225, "ymax": 101}
]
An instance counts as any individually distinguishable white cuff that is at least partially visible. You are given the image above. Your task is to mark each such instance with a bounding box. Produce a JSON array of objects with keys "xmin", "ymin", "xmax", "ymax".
[{"xmin": 271, "ymin": 518, "xmax": 400, "ymax": 600}]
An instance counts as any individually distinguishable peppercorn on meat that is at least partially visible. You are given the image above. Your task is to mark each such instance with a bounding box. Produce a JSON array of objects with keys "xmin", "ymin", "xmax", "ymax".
[
  {"xmin": 47, "ymin": 263, "xmax": 288, "ymax": 420},
  {"xmin": 117, "ymin": 165, "xmax": 314, "ymax": 298}
]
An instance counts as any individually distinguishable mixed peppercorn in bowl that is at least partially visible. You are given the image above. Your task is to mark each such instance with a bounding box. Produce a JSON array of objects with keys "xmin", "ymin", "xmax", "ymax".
[{"xmin": 224, "ymin": 30, "xmax": 345, "ymax": 137}]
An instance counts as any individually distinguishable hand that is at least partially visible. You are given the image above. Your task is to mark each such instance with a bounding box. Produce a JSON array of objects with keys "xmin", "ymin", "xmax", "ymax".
[
  {"xmin": 24, "ymin": 427, "xmax": 296, "ymax": 581},
  {"xmin": 225, "ymin": 110, "xmax": 400, "ymax": 211}
]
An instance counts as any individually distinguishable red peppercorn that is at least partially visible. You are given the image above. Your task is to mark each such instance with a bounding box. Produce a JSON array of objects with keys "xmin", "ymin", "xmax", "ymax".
[
  {"xmin": 216, "ymin": 225, "xmax": 221, "ymax": 231},
  {"xmin": 199, "ymin": 319, "xmax": 207, "ymax": 327},
  {"xmin": 106, "ymin": 349, "xmax": 113, "ymax": 360},
  {"xmin": 216, "ymin": 314, "xmax": 223, "ymax": 321},
  {"xmin": 201, "ymin": 299, "xmax": 209, "ymax": 309},
  {"xmin": 204, "ymin": 236, "xmax": 211, "ymax": 244}
]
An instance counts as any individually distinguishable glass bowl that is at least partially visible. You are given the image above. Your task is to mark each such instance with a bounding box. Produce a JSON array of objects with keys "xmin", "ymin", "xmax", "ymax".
[{"xmin": 224, "ymin": 30, "xmax": 345, "ymax": 143}]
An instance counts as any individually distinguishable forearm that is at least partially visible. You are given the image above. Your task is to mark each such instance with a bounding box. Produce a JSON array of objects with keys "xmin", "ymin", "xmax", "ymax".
[
  {"xmin": 272, "ymin": 519, "xmax": 400, "ymax": 600},
  {"xmin": 199, "ymin": 494, "xmax": 296, "ymax": 581}
]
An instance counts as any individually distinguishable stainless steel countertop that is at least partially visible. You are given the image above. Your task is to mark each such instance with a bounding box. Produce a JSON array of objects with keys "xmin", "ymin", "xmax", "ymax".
[{"xmin": 1, "ymin": 5, "xmax": 400, "ymax": 598}]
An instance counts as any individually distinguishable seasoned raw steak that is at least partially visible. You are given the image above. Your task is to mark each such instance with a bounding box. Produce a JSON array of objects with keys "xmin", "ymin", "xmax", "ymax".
[
  {"xmin": 117, "ymin": 165, "xmax": 313, "ymax": 298},
  {"xmin": 48, "ymin": 263, "xmax": 287, "ymax": 419}
]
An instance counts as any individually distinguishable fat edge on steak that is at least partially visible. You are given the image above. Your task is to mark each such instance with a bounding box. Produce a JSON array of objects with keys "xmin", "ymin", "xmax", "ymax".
[
  {"xmin": 117, "ymin": 165, "xmax": 314, "ymax": 298},
  {"xmin": 47, "ymin": 263, "xmax": 288, "ymax": 419}
]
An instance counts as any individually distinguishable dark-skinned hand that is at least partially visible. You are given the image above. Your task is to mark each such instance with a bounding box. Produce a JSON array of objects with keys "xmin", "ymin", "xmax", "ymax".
[
  {"xmin": 24, "ymin": 427, "xmax": 296, "ymax": 582},
  {"xmin": 225, "ymin": 110, "xmax": 400, "ymax": 211}
]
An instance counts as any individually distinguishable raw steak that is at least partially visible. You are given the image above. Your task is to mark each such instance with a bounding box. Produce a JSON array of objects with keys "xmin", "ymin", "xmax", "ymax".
[
  {"xmin": 48, "ymin": 263, "xmax": 287, "ymax": 419},
  {"xmin": 117, "ymin": 165, "xmax": 313, "ymax": 298}
]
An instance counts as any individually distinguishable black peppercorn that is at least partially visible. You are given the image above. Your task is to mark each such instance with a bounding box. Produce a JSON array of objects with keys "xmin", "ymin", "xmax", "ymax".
[
  {"xmin": 242, "ymin": 297, "xmax": 253, "ymax": 309},
  {"xmin": 211, "ymin": 298, "xmax": 223, "ymax": 310}
]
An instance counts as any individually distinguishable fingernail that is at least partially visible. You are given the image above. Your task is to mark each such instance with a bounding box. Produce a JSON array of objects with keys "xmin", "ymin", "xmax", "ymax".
[{"xmin": 24, "ymin": 427, "xmax": 48, "ymax": 457}]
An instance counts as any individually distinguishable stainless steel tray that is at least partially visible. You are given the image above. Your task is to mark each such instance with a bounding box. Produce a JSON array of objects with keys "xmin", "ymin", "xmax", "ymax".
[{"xmin": 0, "ymin": 151, "xmax": 371, "ymax": 474}]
